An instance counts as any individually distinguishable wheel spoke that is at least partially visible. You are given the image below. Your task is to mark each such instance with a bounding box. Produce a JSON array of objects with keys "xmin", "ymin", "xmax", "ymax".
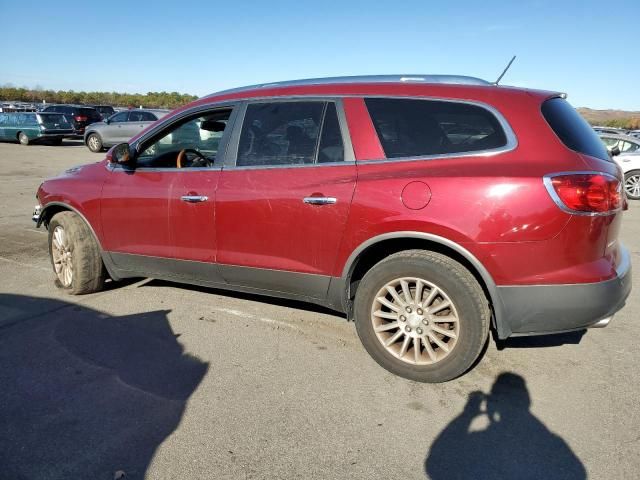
[
  {"xmin": 428, "ymin": 332, "xmax": 450, "ymax": 352},
  {"xmin": 373, "ymin": 310, "xmax": 398, "ymax": 320},
  {"xmin": 385, "ymin": 286, "xmax": 406, "ymax": 307},
  {"xmin": 400, "ymin": 280, "xmax": 412, "ymax": 305},
  {"xmin": 413, "ymin": 337, "xmax": 421, "ymax": 363},
  {"xmin": 423, "ymin": 286, "xmax": 439, "ymax": 308},
  {"xmin": 374, "ymin": 321, "xmax": 399, "ymax": 332},
  {"xmin": 431, "ymin": 324, "xmax": 457, "ymax": 339},
  {"xmin": 377, "ymin": 296, "xmax": 400, "ymax": 312},
  {"xmin": 422, "ymin": 337, "xmax": 437, "ymax": 361},
  {"xmin": 399, "ymin": 335, "xmax": 411, "ymax": 357},
  {"xmin": 385, "ymin": 330, "xmax": 404, "ymax": 347},
  {"xmin": 430, "ymin": 314, "xmax": 458, "ymax": 323},
  {"xmin": 429, "ymin": 300, "xmax": 451, "ymax": 314},
  {"xmin": 414, "ymin": 280, "xmax": 424, "ymax": 305}
]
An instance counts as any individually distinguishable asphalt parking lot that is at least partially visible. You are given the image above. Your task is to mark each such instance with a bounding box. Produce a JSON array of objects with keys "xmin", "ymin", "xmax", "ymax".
[{"xmin": 0, "ymin": 140, "xmax": 638, "ymax": 480}]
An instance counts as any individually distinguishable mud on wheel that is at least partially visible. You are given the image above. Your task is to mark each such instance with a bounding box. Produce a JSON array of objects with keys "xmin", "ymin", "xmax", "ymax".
[{"xmin": 354, "ymin": 250, "xmax": 490, "ymax": 383}]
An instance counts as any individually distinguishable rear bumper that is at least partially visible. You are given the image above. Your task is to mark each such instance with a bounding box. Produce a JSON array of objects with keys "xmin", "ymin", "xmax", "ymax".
[{"xmin": 496, "ymin": 246, "xmax": 632, "ymax": 337}]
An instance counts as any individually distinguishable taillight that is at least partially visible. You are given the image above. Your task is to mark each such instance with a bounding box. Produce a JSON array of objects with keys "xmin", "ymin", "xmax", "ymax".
[
  {"xmin": 74, "ymin": 115, "xmax": 88, "ymax": 122},
  {"xmin": 544, "ymin": 172, "xmax": 622, "ymax": 214}
]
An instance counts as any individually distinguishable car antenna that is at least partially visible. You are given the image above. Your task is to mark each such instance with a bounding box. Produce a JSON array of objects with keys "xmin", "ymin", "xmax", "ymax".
[{"xmin": 494, "ymin": 55, "xmax": 516, "ymax": 85}]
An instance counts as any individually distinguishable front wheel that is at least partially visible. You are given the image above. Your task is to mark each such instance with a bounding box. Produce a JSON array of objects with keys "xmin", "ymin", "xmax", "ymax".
[
  {"xmin": 624, "ymin": 170, "xmax": 640, "ymax": 200},
  {"xmin": 18, "ymin": 132, "xmax": 29, "ymax": 145},
  {"xmin": 354, "ymin": 250, "xmax": 490, "ymax": 383},
  {"xmin": 48, "ymin": 211, "xmax": 106, "ymax": 294}
]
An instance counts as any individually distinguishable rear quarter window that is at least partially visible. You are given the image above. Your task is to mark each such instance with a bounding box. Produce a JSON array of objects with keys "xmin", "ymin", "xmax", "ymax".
[
  {"xmin": 364, "ymin": 98, "xmax": 509, "ymax": 158},
  {"xmin": 541, "ymin": 97, "xmax": 610, "ymax": 161}
]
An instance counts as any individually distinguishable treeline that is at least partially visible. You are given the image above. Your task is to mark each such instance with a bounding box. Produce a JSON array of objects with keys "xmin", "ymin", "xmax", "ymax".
[
  {"xmin": 593, "ymin": 118, "xmax": 640, "ymax": 130},
  {"xmin": 0, "ymin": 86, "xmax": 198, "ymax": 109}
]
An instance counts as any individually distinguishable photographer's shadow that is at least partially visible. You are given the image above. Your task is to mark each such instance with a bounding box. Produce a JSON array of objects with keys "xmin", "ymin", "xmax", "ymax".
[{"xmin": 425, "ymin": 373, "xmax": 586, "ymax": 480}]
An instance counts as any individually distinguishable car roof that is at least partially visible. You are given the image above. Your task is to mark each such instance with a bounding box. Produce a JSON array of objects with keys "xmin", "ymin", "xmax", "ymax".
[
  {"xmin": 185, "ymin": 74, "xmax": 561, "ymax": 114},
  {"xmin": 205, "ymin": 74, "xmax": 493, "ymax": 97}
]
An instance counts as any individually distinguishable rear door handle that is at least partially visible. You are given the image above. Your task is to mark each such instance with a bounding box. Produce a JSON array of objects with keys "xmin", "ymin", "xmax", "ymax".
[
  {"xmin": 303, "ymin": 196, "xmax": 337, "ymax": 205},
  {"xmin": 181, "ymin": 195, "xmax": 209, "ymax": 203}
]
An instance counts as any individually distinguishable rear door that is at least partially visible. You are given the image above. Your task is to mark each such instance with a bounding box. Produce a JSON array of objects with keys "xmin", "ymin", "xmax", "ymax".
[{"xmin": 216, "ymin": 99, "xmax": 356, "ymax": 298}]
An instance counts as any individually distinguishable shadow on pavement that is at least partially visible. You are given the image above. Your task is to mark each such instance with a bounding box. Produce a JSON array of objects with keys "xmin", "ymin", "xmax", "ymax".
[
  {"xmin": 0, "ymin": 294, "xmax": 208, "ymax": 480},
  {"xmin": 425, "ymin": 372, "xmax": 586, "ymax": 480}
]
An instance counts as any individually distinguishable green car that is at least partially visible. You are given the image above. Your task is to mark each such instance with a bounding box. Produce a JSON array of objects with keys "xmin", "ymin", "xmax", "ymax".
[{"xmin": 0, "ymin": 112, "xmax": 75, "ymax": 145}]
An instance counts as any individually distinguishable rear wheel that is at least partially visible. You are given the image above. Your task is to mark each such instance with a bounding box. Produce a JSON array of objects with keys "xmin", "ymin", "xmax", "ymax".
[
  {"xmin": 86, "ymin": 133, "xmax": 103, "ymax": 152},
  {"xmin": 18, "ymin": 132, "xmax": 29, "ymax": 145},
  {"xmin": 354, "ymin": 250, "xmax": 490, "ymax": 382},
  {"xmin": 48, "ymin": 211, "xmax": 106, "ymax": 294},
  {"xmin": 624, "ymin": 170, "xmax": 640, "ymax": 200}
]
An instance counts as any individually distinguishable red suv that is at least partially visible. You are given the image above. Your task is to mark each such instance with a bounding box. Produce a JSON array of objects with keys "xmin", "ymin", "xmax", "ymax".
[{"xmin": 33, "ymin": 75, "xmax": 632, "ymax": 382}]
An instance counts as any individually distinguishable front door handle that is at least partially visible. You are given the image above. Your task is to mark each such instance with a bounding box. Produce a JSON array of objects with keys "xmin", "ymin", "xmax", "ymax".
[
  {"xmin": 303, "ymin": 196, "xmax": 337, "ymax": 205},
  {"xmin": 181, "ymin": 195, "xmax": 209, "ymax": 203}
]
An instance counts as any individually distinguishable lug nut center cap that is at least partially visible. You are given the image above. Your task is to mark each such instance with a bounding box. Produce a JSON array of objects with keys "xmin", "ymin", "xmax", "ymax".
[{"xmin": 407, "ymin": 313, "xmax": 422, "ymax": 328}]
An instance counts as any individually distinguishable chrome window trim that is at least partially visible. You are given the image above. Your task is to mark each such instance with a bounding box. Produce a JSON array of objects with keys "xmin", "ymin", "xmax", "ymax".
[{"xmin": 542, "ymin": 171, "xmax": 623, "ymax": 217}]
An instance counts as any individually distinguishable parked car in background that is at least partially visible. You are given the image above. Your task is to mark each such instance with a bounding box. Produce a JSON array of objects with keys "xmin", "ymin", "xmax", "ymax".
[
  {"xmin": 83, "ymin": 109, "xmax": 168, "ymax": 152},
  {"xmin": 41, "ymin": 105, "xmax": 101, "ymax": 137},
  {"xmin": 33, "ymin": 74, "xmax": 631, "ymax": 383},
  {"xmin": 0, "ymin": 111, "xmax": 74, "ymax": 145},
  {"xmin": 600, "ymin": 133, "xmax": 640, "ymax": 199},
  {"xmin": 91, "ymin": 105, "xmax": 116, "ymax": 120},
  {"xmin": 628, "ymin": 130, "xmax": 640, "ymax": 139},
  {"xmin": 594, "ymin": 126, "xmax": 628, "ymax": 135}
]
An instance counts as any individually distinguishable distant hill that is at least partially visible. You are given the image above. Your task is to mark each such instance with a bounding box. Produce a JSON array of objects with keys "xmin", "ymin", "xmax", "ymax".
[{"xmin": 577, "ymin": 108, "xmax": 640, "ymax": 129}]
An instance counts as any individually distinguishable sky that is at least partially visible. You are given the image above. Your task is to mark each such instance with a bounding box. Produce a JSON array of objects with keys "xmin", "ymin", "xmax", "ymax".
[{"xmin": 1, "ymin": 0, "xmax": 639, "ymax": 109}]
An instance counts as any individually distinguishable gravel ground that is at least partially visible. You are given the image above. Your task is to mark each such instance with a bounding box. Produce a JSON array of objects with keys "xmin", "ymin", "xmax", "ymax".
[{"xmin": 0, "ymin": 140, "xmax": 638, "ymax": 480}]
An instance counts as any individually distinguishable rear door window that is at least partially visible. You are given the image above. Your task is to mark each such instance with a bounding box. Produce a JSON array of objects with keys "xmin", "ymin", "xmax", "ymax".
[
  {"xmin": 541, "ymin": 97, "xmax": 610, "ymax": 161},
  {"xmin": 237, "ymin": 102, "xmax": 325, "ymax": 166},
  {"xmin": 365, "ymin": 98, "xmax": 508, "ymax": 158}
]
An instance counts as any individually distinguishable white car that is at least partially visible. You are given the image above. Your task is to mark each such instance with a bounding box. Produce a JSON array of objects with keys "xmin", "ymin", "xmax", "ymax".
[{"xmin": 600, "ymin": 134, "xmax": 640, "ymax": 200}]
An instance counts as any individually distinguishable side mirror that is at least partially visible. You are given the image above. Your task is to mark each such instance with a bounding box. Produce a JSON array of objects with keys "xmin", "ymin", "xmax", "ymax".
[
  {"xmin": 611, "ymin": 146, "xmax": 621, "ymax": 157},
  {"xmin": 104, "ymin": 117, "xmax": 110, "ymax": 124},
  {"xmin": 109, "ymin": 143, "xmax": 134, "ymax": 165}
]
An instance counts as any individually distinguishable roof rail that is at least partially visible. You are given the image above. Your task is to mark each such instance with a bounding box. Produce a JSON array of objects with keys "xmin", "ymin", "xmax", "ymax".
[{"xmin": 203, "ymin": 74, "xmax": 491, "ymax": 98}]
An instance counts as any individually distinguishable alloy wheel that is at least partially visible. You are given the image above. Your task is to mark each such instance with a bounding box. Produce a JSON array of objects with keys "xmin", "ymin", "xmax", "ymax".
[
  {"xmin": 625, "ymin": 174, "xmax": 640, "ymax": 199},
  {"xmin": 51, "ymin": 226, "xmax": 73, "ymax": 287},
  {"xmin": 371, "ymin": 277, "xmax": 460, "ymax": 365}
]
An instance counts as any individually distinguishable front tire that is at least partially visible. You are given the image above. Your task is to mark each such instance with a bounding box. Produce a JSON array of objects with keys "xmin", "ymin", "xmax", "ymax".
[
  {"xmin": 624, "ymin": 170, "xmax": 640, "ymax": 200},
  {"xmin": 48, "ymin": 211, "xmax": 106, "ymax": 294},
  {"xmin": 354, "ymin": 250, "xmax": 490, "ymax": 383},
  {"xmin": 86, "ymin": 133, "xmax": 103, "ymax": 152},
  {"xmin": 18, "ymin": 132, "xmax": 29, "ymax": 145}
]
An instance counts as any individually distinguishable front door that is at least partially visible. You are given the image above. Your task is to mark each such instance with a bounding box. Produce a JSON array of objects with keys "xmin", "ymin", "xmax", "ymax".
[
  {"xmin": 101, "ymin": 106, "xmax": 236, "ymax": 282},
  {"xmin": 216, "ymin": 100, "xmax": 356, "ymax": 299}
]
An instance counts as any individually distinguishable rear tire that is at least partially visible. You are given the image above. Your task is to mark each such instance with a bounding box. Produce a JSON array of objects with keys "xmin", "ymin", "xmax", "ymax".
[
  {"xmin": 86, "ymin": 133, "xmax": 103, "ymax": 152},
  {"xmin": 48, "ymin": 211, "xmax": 106, "ymax": 294},
  {"xmin": 354, "ymin": 250, "xmax": 490, "ymax": 383},
  {"xmin": 18, "ymin": 132, "xmax": 29, "ymax": 145},
  {"xmin": 624, "ymin": 170, "xmax": 640, "ymax": 200}
]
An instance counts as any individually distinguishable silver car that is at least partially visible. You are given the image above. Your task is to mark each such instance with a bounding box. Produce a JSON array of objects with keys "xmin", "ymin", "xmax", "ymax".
[{"xmin": 84, "ymin": 109, "xmax": 169, "ymax": 152}]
